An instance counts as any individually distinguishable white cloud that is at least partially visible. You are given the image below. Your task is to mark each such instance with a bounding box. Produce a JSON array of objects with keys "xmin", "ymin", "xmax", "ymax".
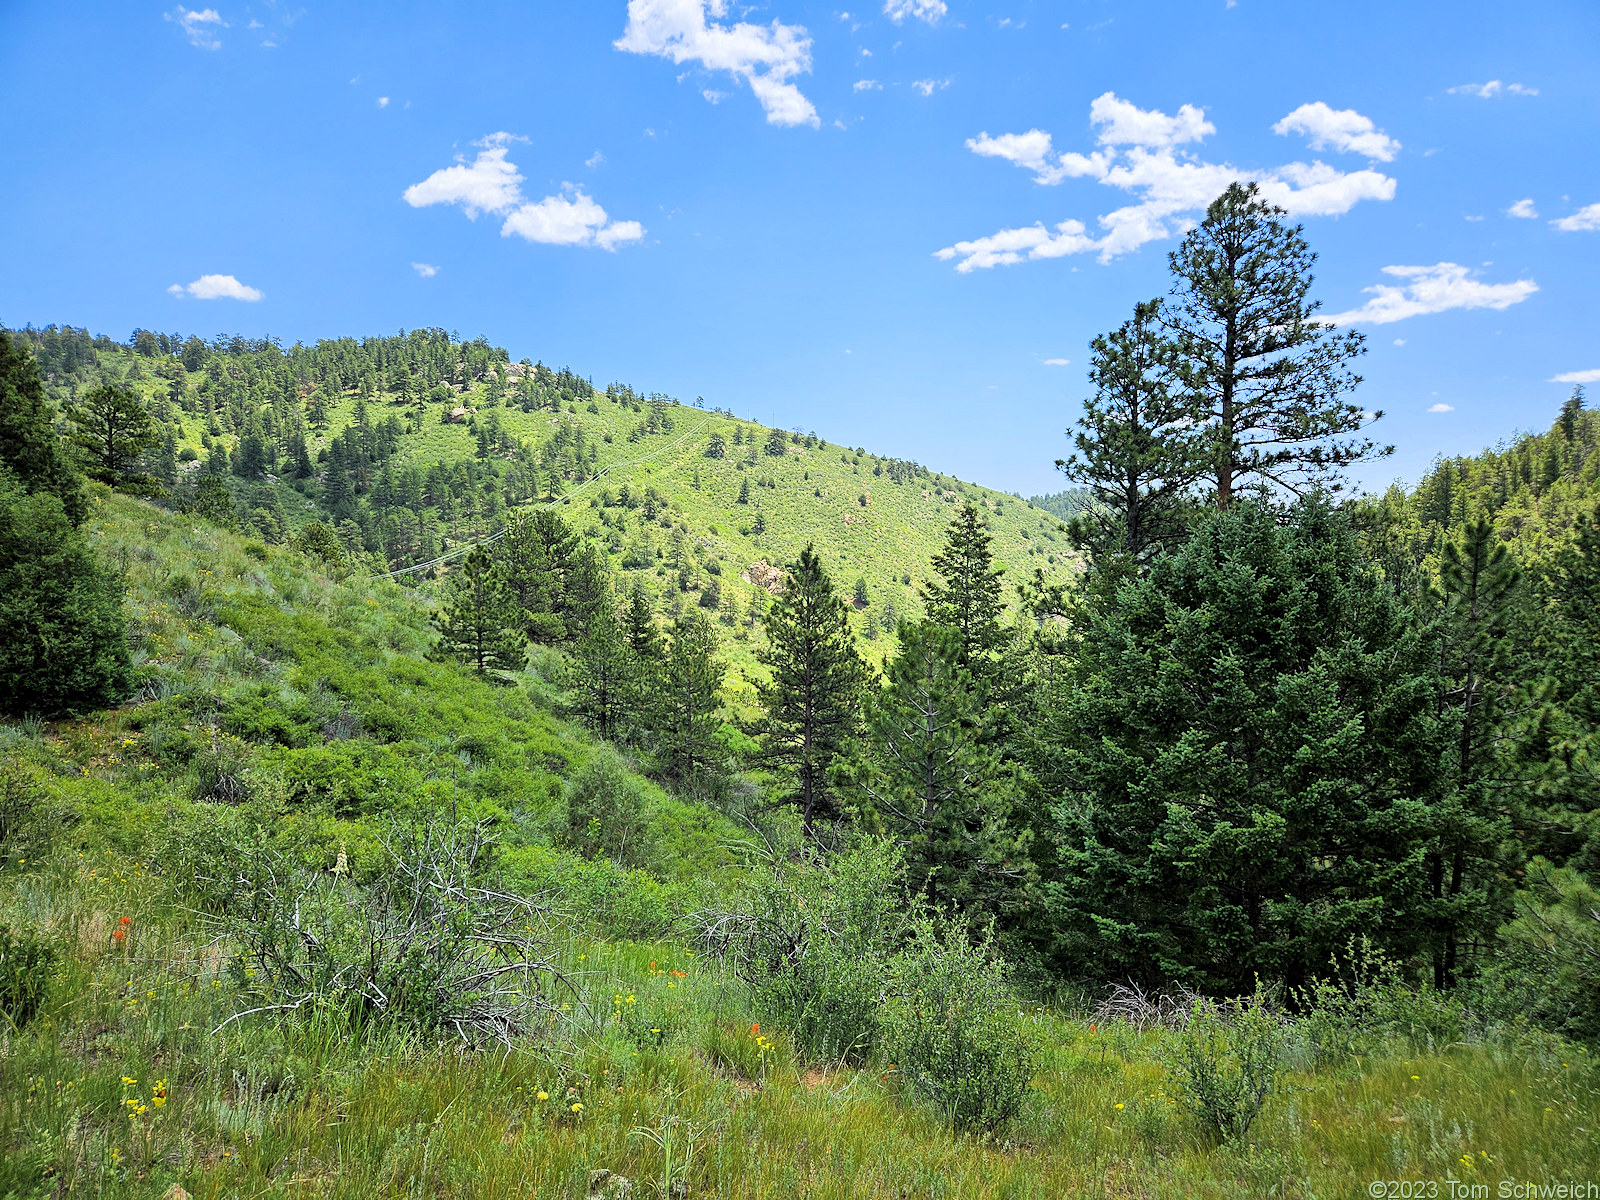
[
  {"xmin": 1448, "ymin": 80, "xmax": 1538, "ymax": 98},
  {"xmin": 912, "ymin": 78, "xmax": 950, "ymax": 97},
  {"xmin": 377, "ymin": 96, "xmax": 390, "ymax": 108},
  {"xmin": 165, "ymin": 6, "xmax": 225, "ymax": 49},
  {"xmin": 1506, "ymin": 198, "xmax": 1538, "ymax": 219},
  {"xmin": 942, "ymin": 93, "xmax": 1398, "ymax": 269},
  {"xmin": 1552, "ymin": 203, "xmax": 1600, "ymax": 232},
  {"xmin": 1323, "ymin": 263, "xmax": 1538, "ymax": 326},
  {"xmin": 403, "ymin": 133, "xmax": 527, "ymax": 217},
  {"xmin": 169, "ymin": 274, "xmax": 263, "ymax": 301},
  {"xmin": 1393, "ymin": 338, "xmax": 1406, "ymax": 346},
  {"xmin": 586, "ymin": 150, "xmax": 606, "ymax": 168},
  {"xmin": 1428, "ymin": 403, "xmax": 1455, "ymax": 412},
  {"xmin": 1551, "ymin": 368, "xmax": 1600, "ymax": 384},
  {"xmin": 1042, "ymin": 358, "xmax": 1071, "ymax": 366},
  {"xmin": 411, "ymin": 262, "xmax": 439, "ymax": 278},
  {"xmin": 615, "ymin": 0, "xmax": 819, "ymax": 128},
  {"xmin": 1271, "ymin": 101, "xmax": 1400, "ymax": 162},
  {"xmin": 703, "ymin": 88, "xmax": 726, "ymax": 103},
  {"xmin": 405, "ymin": 136, "xmax": 644, "ymax": 251},
  {"xmin": 853, "ymin": 79, "xmax": 881, "ymax": 91},
  {"xmin": 884, "ymin": 0, "xmax": 946, "ymax": 22}
]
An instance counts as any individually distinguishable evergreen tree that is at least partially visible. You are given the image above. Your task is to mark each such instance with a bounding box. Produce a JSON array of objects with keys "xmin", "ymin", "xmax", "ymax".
[
  {"xmin": 923, "ymin": 505, "xmax": 1008, "ymax": 674},
  {"xmin": 764, "ymin": 426, "xmax": 788, "ymax": 456},
  {"xmin": 499, "ymin": 507, "xmax": 579, "ymax": 643},
  {"xmin": 431, "ymin": 547, "xmax": 524, "ymax": 674},
  {"xmin": 0, "ymin": 474, "xmax": 133, "ymax": 717},
  {"xmin": 660, "ymin": 609, "xmax": 724, "ymax": 787},
  {"xmin": 859, "ymin": 620, "xmax": 1033, "ymax": 919},
  {"xmin": 1164, "ymin": 182, "xmax": 1390, "ymax": 507},
  {"xmin": 66, "ymin": 384, "xmax": 159, "ymax": 487},
  {"xmin": 756, "ymin": 544, "xmax": 867, "ymax": 837},
  {"xmin": 1058, "ymin": 299, "xmax": 1203, "ymax": 562},
  {"xmin": 573, "ymin": 600, "xmax": 631, "ymax": 739},
  {"xmin": 1039, "ymin": 499, "xmax": 1457, "ymax": 992},
  {"xmin": 622, "ymin": 579, "xmax": 663, "ymax": 658},
  {"xmin": 0, "ymin": 332, "xmax": 86, "ymax": 524},
  {"xmin": 737, "ymin": 476, "xmax": 751, "ymax": 504}
]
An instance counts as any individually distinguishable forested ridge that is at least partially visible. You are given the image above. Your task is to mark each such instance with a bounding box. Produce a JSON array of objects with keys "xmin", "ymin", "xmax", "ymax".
[{"xmin": 1, "ymin": 183, "xmax": 1597, "ymax": 1197}]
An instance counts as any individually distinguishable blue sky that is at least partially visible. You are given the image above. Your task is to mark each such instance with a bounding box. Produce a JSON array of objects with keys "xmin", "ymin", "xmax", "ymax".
[{"xmin": 2, "ymin": 1, "xmax": 1596, "ymax": 497}]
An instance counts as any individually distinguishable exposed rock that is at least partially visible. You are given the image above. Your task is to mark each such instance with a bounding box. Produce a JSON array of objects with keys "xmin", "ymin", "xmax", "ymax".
[
  {"xmin": 587, "ymin": 1168, "xmax": 633, "ymax": 1197},
  {"xmin": 741, "ymin": 559, "xmax": 786, "ymax": 594}
]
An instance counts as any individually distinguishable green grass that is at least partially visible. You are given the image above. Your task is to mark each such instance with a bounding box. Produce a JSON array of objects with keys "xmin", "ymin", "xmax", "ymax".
[{"xmin": 2, "ymin": 492, "xmax": 1597, "ymax": 1198}]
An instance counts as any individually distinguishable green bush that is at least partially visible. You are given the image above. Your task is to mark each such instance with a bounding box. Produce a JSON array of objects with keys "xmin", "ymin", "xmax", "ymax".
[
  {"xmin": 883, "ymin": 917, "xmax": 1038, "ymax": 1135},
  {"xmin": 1292, "ymin": 937, "xmax": 1475, "ymax": 1062},
  {"xmin": 719, "ymin": 838, "xmax": 909, "ymax": 1064},
  {"xmin": 0, "ymin": 924, "xmax": 57, "ymax": 1032},
  {"xmin": 561, "ymin": 748, "xmax": 655, "ymax": 868},
  {"xmin": 0, "ymin": 764, "xmax": 61, "ymax": 868},
  {"xmin": 1165, "ymin": 989, "xmax": 1286, "ymax": 1142}
]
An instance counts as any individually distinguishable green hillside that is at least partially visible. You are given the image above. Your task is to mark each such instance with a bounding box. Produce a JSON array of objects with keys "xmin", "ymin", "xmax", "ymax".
[
  {"xmin": 3, "ymin": 489, "xmax": 1594, "ymax": 1199},
  {"xmin": 10, "ymin": 326, "xmax": 1078, "ymax": 692}
]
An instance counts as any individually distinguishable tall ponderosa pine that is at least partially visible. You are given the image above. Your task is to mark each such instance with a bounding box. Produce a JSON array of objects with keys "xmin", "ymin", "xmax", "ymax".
[
  {"xmin": 660, "ymin": 609, "xmax": 724, "ymax": 787},
  {"xmin": 756, "ymin": 544, "xmax": 867, "ymax": 837},
  {"xmin": 66, "ymin": 384, "xmax": 159, "ymax": 487},
  {"xmin": 923, "ymin": 505, "xmax": 1008, "ymax": 674},
  {"xmin": 1165, "ymin": 182, "xmax": 1390, "ymax": 507},
  {"xmin": 860, "ymin": 620, "xmax": 1033, "ymax": 920},
  {"xmin": 573, "ymin": 600, "xmax": 631, "ymax": 740},
  {"xmin": 432, "ymin": 547, "xmax": 524, "ymax": 675},
  {"xmin": 1058, "ymin": 300, "xmax": 1203, "ymax": 562},
  {"xmin": 0, "ymin": 332, "xmax": 86, "ymax": 524}
]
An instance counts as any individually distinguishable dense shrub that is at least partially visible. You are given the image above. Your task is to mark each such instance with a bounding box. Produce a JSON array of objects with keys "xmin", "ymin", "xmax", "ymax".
[
  {"xmin": 883, "ymin": 917, "xmax": 1039, "ymax": 1135},
  {"xmin": 0, "ymin": 924, "xmax": 56, "ymax": 1032},
  {"xmin": 1165, "ymin": 989, "xmax": 1287, "ymax": 1142},
  {"xmin": 712, "ymin": 838, "xmax": 909, "ymax": 1064},
  {"xmin": 561, "ymin": 748, "xmax": 655, "ymax": 868}
]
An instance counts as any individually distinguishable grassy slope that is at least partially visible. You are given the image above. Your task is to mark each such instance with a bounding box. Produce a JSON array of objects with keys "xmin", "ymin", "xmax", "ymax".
[{"xmin": 1, "ymin": 492, "xmax": 1597, "ymax": 1198}]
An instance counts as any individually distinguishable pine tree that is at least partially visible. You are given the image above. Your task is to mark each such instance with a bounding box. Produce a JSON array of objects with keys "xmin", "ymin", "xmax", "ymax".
[
  {"xmin": 0, "ymin": 475, "xmax": 132, "ymax": 717},
  {"xmin": 0, "ymin": 332, "xmax": 86, "ymax": 524},
  {"xmin": 622, "ymin": 579, "xmax": 663, "ymax": 658},
  {"xmin": 431, "ymin": 547, "xmax": 524, "ymax": 674},
  {"xmin": 737, "ymin": 476, "xmax": 751, "ymax": 504},
  {"xmin": 1058, "ymin": 299, "xmax": 1203, "ymax": 562},
  {"xmin": 66, "ymin": 384, "xmax": 159, "ymax": 486},
  {"xmin": 1164, "ymin": 182, "xmax": 1390, "ymax": 507},
  {"xmin": 860, "ymin": 620, "xmax": 1033, "ymax": 919},
  {"xmin": 573, "ymin": 600, "xmax": 631, "ymax": 739},
  {"xmin": 923, "ymin": 505, "xmax": 1008, "ymax": 674},
  {"xmin": 660, "ymin": 610, "xmax": 724, "ymax": 788},
  {"xmin": 756, "ymin": 544, "xmax": 867, "ymax": 837},
  {"xmin": 499, "ymin": 507, "xmax": 579, "ymax": 643}
]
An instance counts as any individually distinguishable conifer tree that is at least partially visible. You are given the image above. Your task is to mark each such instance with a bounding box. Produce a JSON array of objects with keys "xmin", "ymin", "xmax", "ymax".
[
  {"xmin": 499, "ymin": 507, "xmax": 579, "ymax": 643},
  {"xmin": 573, "ymin": 601, "xmax": 631, "ymax": 739},
  {"xmin": 0, "ymin": 332, "xmax": 86, "ymax": 524},
  {"xmin": 1164, "ymin": 182, "xmax": 1390, "ymax": 506},
  {"xmin": 860, "ymin": 620, "xmax": 1033, "ymax": 918},
  {"xmin": 1058, "ymin": 299, "xmax": 1203, "ymax": 562},
  {"xmin": 66, "ymin": 384, "xmax": 159, "ymax": 487},
  {"xmin": 756, "ymin": 544, "xmax": 867, "ymax": 837},
  {"xmin": 431, "ymin": 547, "xmax": 524, "ymax": 674},
  {"xmin": 923, "ymin": 505, "xmax": 1008, "ymax": 674},
  {"xmin": 0, "ymin": 474, "xmax": 132, "ymax": 717},
  {"xmin": 737, "ymin": 476, "xmax": 750, "ymax": 504},
  {"xmin": 660, "ymin": 609, "xmax": 724, "ymax": 787}
]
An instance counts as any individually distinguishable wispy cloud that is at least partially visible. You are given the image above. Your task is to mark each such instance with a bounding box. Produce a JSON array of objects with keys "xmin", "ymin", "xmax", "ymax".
[
  {"xmin": 411, "ymin": 263, "xmax": 439, "ymax": 278},
  {"xmin": 1447, "ymin": 80, "xmax": 1538, "ymax": 98},
  {"xmin": 1551, "ymin": 368, "xmax": 1600, "ymax": 384},
  {"xmin": 1506, "ymin": 198, "xmax": 1538, "ymax": 219},
  {"xmin": 942, "ymin": 94, "xmax": 1397, "ymax": 270},
  {"xmin": 615, "ymin": 0, "xmax": 819, "ymax": 128},
  {"xmin": 404, "ymin": 134, "xmax": 644, "ymax": 251},
  {"xmin": 853, "ymin": 79, "xmax": 881, "ymax": 91},
  {"xmin": 167, "ymin": 274, "xmax": 263, "ymax": 301},
  {"xmin": 912, "ymin": 78, "xmax": 950, "ymax": 97},
  {"xmin": 883, "ymin": 0, "xmax": 947, "ymax": 23},
  {"xmin": 1324, "ymin": 263, "xmax": 1537, "ymax": 326},
  {"xmin": 1042, "ymin": 358, "xmax": 1071, "ymax": 366},
  {"xmin": 1552, "ymin": 202, "xmax": 1600, "ymax": 233},
  {"xmin": 1428, "ymin": 403, "xmax": 1455, "ymax": 412},
  {"xmin": 165, "ymin": 6, "xmax": 225, "ymax": 49}
]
